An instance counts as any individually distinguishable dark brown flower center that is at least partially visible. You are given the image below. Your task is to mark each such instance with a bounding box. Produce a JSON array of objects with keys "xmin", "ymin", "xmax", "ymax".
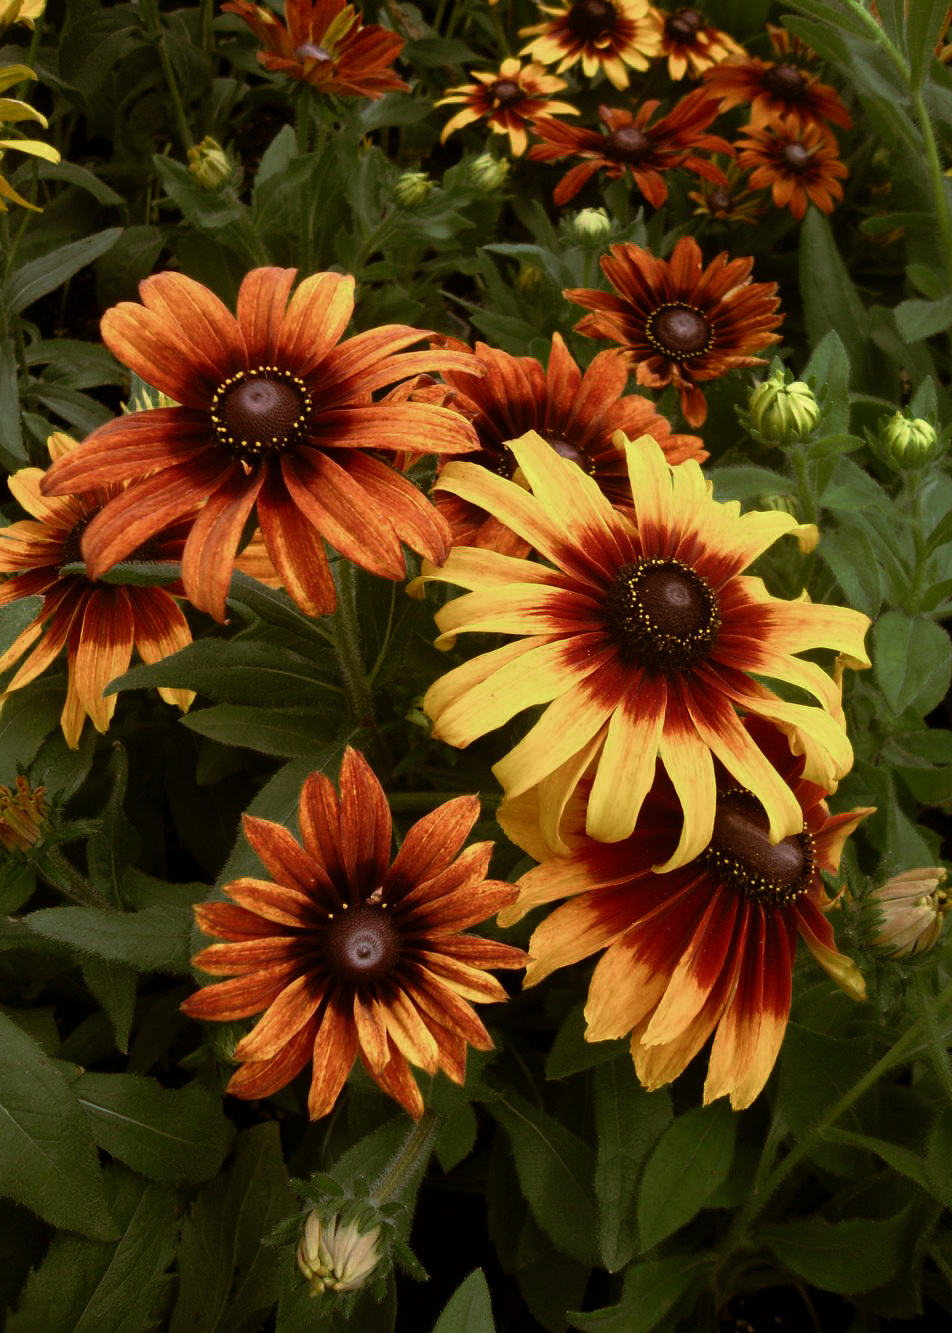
[
  {"xmin": 645, "ymin": 304, "xmax": 713, "ymax": 359},
  {"xmin": 604, "ymin": 557, "xmax": 720, "ymax": 671},
  {"xmin": 704, "ymin": 789, "xmax": 814, "ymax": 907},
  {"xmin": 542, "ymin": 432, "xmax": 592, "ymax": 472},
  {"xmin": 666, "ymin": 8, "xmax": 704, "ymax": 41},
  {"xmin": 491, "ymin": 79, "xmax": 524, "ymax": 107},
  {"xmin": 608, "ymin": 126, "xmax": 652, "ymax": 162},
  {"xmin": 707, "ymin": 188, "xmax": 732, "ymax": 213},
  {"xmin": 762, "ymin": 62, "xmax": 807, "ymax": 98},
  {"xmin": 294, "ymin": 42, "xmax": 333, "ymax": 63},
  {"xmin": 322, "ymin": 903, "xmax": 401, "ymax": 985},
  {"xmin": 782, "ymin": 142, "xmax": 813, "ymax": 172},
  {"xmin": 568, "ymin": 0, "xmax": 617, "ymax": 40},
  {"xmin": 211, "ymin": 366, "xmax": 312, "ymax": 463},
  {"xmin": 61, "ymin": 510, "xmax": 161, "ymax": 569}
]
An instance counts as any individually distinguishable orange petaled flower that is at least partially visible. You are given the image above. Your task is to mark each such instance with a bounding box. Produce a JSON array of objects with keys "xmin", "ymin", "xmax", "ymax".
[
  {"xmin": 529, "ymin": 90, "xmax": 732, "ymax": 206},
  {"xmin": 736, "ymin": 116, "xmax": 848, "ymax": 221},
  {"xmin": 221, "ymin": 0, "xmax": 408, "ymax": 98},
  {"xmin": 39, "ymin": 267, "xmax": 480, "ymax": 623},
  {"xmin": 687, "ymin": 159, "xmax": 764, "ymax": 225},
  {"xmin": 0, "ymin": 433, "xmax": 193, "ymax": 748},
  {"xmin": 181, "ymin": 747, "xmax": 526, "ymax": 1120},
  {"xmin": 418, "ymin": 432, "xmax": 870, "ymax": 867},
  {"xmin": 496, "ymin": 718, "xmax": 871, "ymax": 1110},
  {"xmin": 519, "ymin": 0, "xmax": 663, "ymax": 91},
  {"xmin": 433, "ymin": 333, "xmax": 706, "ymax": 554},
  {"xmin": 658, "ymin": 5, "xmax": 743, "ymax": 80},
  {"xmin": 436, "ymin": 57, "xmax": 578, "ymax": 157},
  {"xmin": 702, "ymin": 52, "xmax": 851, "ymax": 135},
  {"xmin": 566, "ymin": 236, "xmax": 783, "ymax": 427}
]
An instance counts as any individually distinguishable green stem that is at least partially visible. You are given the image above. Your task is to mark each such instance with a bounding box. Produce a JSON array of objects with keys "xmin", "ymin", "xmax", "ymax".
[
  {"xmin": 904, "ymin": 471, "xmax": 928, "ymax": 611},
  {"xmin": 139, "ymin": 0, "xmax": 194, "ymax": 152},
  {"xmin": 333, "ymin": 560, "xmax": 376, "ymax": 729},
  {"xmin": 912, "ymin": 85, "xmax": 952, "ymax": 299},
  {"xmin": 912, "ymin": 970, "xmax": 952, "ymax": 1104},
  {"xmin": 35, "ymin": 848, "xmax": 109, "ymax": 908},
  {"xmin": 790, "ymin": 442, "xmax": 819, "ymax": 591},
  {"xmin": 370, "ymin": 1108, "xmax": 440, "ymax": 1206}
]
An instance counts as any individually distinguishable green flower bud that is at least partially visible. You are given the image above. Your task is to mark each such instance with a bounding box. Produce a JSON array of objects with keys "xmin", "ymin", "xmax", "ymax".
[
  {"xmin": 394, "ymin": 170, "xmax": 433, "ymax": 209},
  {"xmin": 570, "ymin": 207, "xmax": 612, "ymax": 246},
  {"xmin": 747, "ymin": 372, "xmax": 820, "ymax": 446},
  {"xmin": 297, "ymin": 1212, "xmax": 383, "ymax": 1296},
  {"xmin": 880, "ymin": 412, "xmax": 938, "ymax": 469},
  {"xmin": 516, "ymin": 264, "xmax": 544, "ymax": 295},
  {"xmin": 187, "ymin": 136, "xmax": 234, "ymax": 191},
  {"xmin": 469, "ymin": 153, "xmax": 510, "ymax": 192},
  {"xmin": 869, "ymin": 867, "xmax": 950, "ymax": 958}
]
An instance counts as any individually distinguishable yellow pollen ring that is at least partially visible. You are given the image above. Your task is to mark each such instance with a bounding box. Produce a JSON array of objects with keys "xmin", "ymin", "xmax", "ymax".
[
  {"xmin": 210, "ymin": 364, "xmax": 312, "ymax": 456},
  {"xmin": 644, "ymin": 302, "xmax": 715, "ymax": 361}
]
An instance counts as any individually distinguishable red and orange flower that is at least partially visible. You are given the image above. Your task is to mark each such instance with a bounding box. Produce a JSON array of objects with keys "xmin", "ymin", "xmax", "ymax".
[
  {"xmin": 658, "ymin": 5, "xmax": 742, "ymax": 80},
  {"xmin": 529, "ymin": 89, "xmax": 732, "ymax": 206},
  {"xmin": 736, "ymin": 115, "xmax": 848, "ymax": 220},
  {"xmin": 39, "ymin": 267, "xmax": 480, "ymax": 623},
  {"xmin": 566, "ymin": 236, "xmax": 783, "ymax": 427},
  {"xmin": 222, "ymin": 0, "xmax": 408, "ymax": 98},
  {"xmin": 497, "ymin": 718, "xmax": 871, "ymax": 1110},
  {"xmin": 418, "ymin": 432, "xmax": 870, "ymax": 868},
  {"xmin": 703, "ymin": 50, "xmax": 851, "ymax": 135},
  {"xmin": 181, "ymin": 747, "xmax": 526, "ymax": 1120},
  {"xmin": 519, "ymin": 0, "xmax": 663, "ymax": 90},
  {"xmin": 436, "ymin": 57, "xmax": 577, "ymax": 157},
  {"xmin": 0, "ymin": 433, "xmax": 193, "ymax": 748},
  {"xmin": 432, "ymin": 332, "xmax": 706, "ymax": 554}
]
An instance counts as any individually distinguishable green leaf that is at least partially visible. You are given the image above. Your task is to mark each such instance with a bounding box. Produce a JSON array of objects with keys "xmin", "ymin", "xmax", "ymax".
[
  {"xmin": 780, "ymin": 0, "xmax": 873, "ymax": 37},
  {"xmin": 803, "ymin": 329, "xmax": 851, "ymax": 435},
  {"xmin": 821, "ymin": 1129, "xmax": 930, "ymax": 1190},
  {"xmin": 4, "ymin": 229, "xmax": 123, "ymax": 315},
  {"xmin": 0, "ymin": 336, "xmax": 26, "ymax": 464},
  {"xmin": 227, "ymin": 569, "xmax": 333, "ymax": 645},
  {"xmin": 636, "ymin": 1102, "xmax": 737, "ymax": 1251},
  {"xmin": 872, "ymin": 610, "xmax": 952, "ymax": 714},
  {"xmin": 593, "ymin": 1061, "xmax": 672, "ymax": 1272},
  {"xmin": 926, "ymin": 1106, "xmax": 952, "ymax": 1209},
  {"xmin": 760, "ymin": 1209, "xmax": 910, "ymax": 1294},
  {"xmin": 799, "ymin": 209, "xmax": 870, "ymax": 391},
  {"xmin": 24, "ymin": 904, "xmax": 193, "ymax": 973},
  {"xmin": 0, "ymin": 682, "xmax": 62, "ymax": 784},
  {"xmin": 182, "ymin": 704, "xmax": 343, "ymax": 758},
  {"xmin": 819, "ymin": 524, "xmax": 884, "ymax": 617},
  {"xmin": 0, "ymin": 595, "xmax": 43, "ymax": 657},
  {"xmin": 894, "ymin": 294, "xmax": 952, "ymax": 342},
  {"xmin": 86, "ymin": 743, "xmax": 140, "ymax": 904},
  {"xmin": 431, "ymin": 1269, "xmax": 495, "ymax": 1333},
  {"xmin": 707, "ymin": 464, "xmax": 795, "ymax": 504},
  {"xmin": 908, "ymin": 0, "xmax": 952, "ymax": 87},
  {"xmin": 487, "ymin": 1089, "xmax": 600, "ymax": 1267},
  {"xmin": 81, "ymin": 958, "xmax": 137, "ymax": 1053},
  {"xmin": 106, "ymin": 639, "xmax": 339, "ymax": 707},
  {"xmin": 0, "ymin": 1012, "xmax": 116, "ymax": 1240},
  {"xmin": 75, "ymin": 1073, "xmax": 235, "ymax": 1186},
  {"xmin": 546, "ymin": 1001, "xmax": 625, "ymax": 1078},
  {"xmin": 6, "ymin": 1166, "xmax": 176, "ymax": 1333},
  {"xmin": 568, "ymin": 1256, "xmax": 708, "ymax": 1333}
]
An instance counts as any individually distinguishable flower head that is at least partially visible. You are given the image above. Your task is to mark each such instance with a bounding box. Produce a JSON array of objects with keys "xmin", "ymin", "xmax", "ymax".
[
  {"xmin": 868, "ymin": 867, "xmax": 950, "ymax": 958},
  {"xmin": 566, "ymin": 237, "xmax": 783, "ymax": 427},
  {"xmin": 498, "ymin": 718, "xmax": 871, "ymax": 1109},
  {"xmin": 659, "ymin": 6, "xmax": 743, "ymax": 80},
  {"xmin": 39, "ymin": 267, "xmax": 480, "ymax": 622},
  {"xmin": 736, "ymin": 115, "xmax": 848, "ymax": 221},
  {"xmin": 419, "ymin": 432, "xmax": 870, "ymax": 867},
  {"xmin": 431, "ymin": 333, "xmax": 705, "ymax": 555},
  {"xmin": 437, "ymin": 57, "xmax": 577, "ymax": 157},
  {"xmin": 529, "ymin": 89, "xmax": 732, "ymax": 206},
  {"xmin": 687, "ymin": 160, "xmax": 764, "ymax": 225},
  {"xmin": 0, "ymin": 433, "xmax": 193, "ymax": 748},
  {"xmin": 519, "ymin": 0, "xmax": 663, "ymax": 90},
  {"xmin": 222, "ymin": 0, "xmax": 408, "ymax": 98},
  {"xmin": 297, "ymin": 1211, "xmax": 383, "ymax": 1294},
  {"xmin": 181, "ymin": 748, "xmax": 526, "ymax": 1120}
]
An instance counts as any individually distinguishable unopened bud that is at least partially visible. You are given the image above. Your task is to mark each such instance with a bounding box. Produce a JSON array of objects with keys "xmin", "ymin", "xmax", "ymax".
[
  {"xmin": 469, "ymin": 152, "xmax": 509, "ymax": 191},
  {"xmin": 870, "ymin": 867, "xmax": 950, "ymax": 957},
  {"xmin": 187, "ymin": 136, "xmax": 235, "ymax": 191},
  {"xmin": 297, "ymin": 1212, "xmax": 382, "ymax": 1296},
  {"xmin": 880, "ymin": 412, "xmax": 938, "ymax": 469},
  {"xmin": 516, "ymin": 264, "xmax": 544, "ymax": 294},
  {"xmin": 394, "ymin": 170, "xmax": 434, "ymax": 209},
  {"xmin": 0, "ymin": 777, "xmax": 48, "ymax": 855},
  {"xmin": 570, "ymin": 207, "xmax": 611, "ymax": 245},
  {"xmin": 747, "ymin": 372, "xmax": 820, "ymax": 445}
]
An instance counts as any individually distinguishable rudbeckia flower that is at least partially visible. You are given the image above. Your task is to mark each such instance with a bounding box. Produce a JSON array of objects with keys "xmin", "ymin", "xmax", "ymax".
[
  {"xmin": 519, "ymin": 0, "xmax": 663, "ymax": 91},
  {"xmin": 703, "ymin": 51, "xmax": 852, "ymax": 135},
  {"xmin": 497, "ymin": 718, "xmax": 871, "ymax": 1110},
  {"xmin": 0, "ymin": 64, "xmax": 60, "ymax": 212},
  {"xmin": 40, "ymin": 267, "xmax": 480, "ymax": 622},
  {"xmin": 181, "ymin": 747, "xmax": 526, "ymax": 1120},
  {"xmin": 736, "ymin": 115, "xmax": 849, "ymax": 221},
  {"xmin": 529, "ymin": 89, "xmax": 732, "ymax": 206},
  {"xmin": 0, "ymin": 0, "xmax": 46, "ymax": 38},
  {"xmin": 221, "ymin": 0, "xmax": 408, "ymax": 98},
  {"xmin": 566, "ymin": 236, "xmax": 783, "ymax": 427},
  {"xmin": 0, "ymin": 434, "xmax": 193, "ymax": 749},
  {"xmin": 419, "ymin": 432, "xmax": 870, "ymax": 868},
  {"xmin": 436, "ymin": 57, "xmax": 578, "ymax": 157},
  {"xmin": 658, "ymin": 6, "xmax": 743, "ymax": 80},
  {"xmin": 432, "ymin": 332, "xmax": 705, "ymax": 555}
]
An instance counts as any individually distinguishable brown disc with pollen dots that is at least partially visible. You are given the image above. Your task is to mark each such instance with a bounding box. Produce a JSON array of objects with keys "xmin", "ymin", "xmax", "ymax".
[
  {"xmin": 567, "ymin": 0, "xmax": 618, "ymax": 40},
  {"xmin": 604, "ymin": 557, "xmax": 720, "ymax": 671},
  {"xmin": 646, "ymin": 304, "xmax": 713, "ymax": 359},
  {"xmin": 705, "ymin": 789, "xmax": 814, "ymax": 907},
  {"xmin": 322, "ymin": 904, "xmax": 402, "ymax": 985}
]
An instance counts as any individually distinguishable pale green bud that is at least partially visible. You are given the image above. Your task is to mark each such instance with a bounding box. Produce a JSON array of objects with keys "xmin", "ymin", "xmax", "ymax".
[
  {"xmin": 469, "ymin": 153, "xmax": 510, "ymax": 191},
  {"xmin": 297, "ymin": 1212, "xmax": 383, "ymax": 1296},
  {"xmin": 516, "ymin": 264, "xmax": 544, "ymax": 295},
  {"xmin": 747, "ymin": 372, "xmax": 820, "ymax": 445},
  {"xmin": 394, "ymin": 171, "xmax": 434, "ymax": 209},
  {"xmin": 570, "ymin": 207, "xmax": 612, "ymax": 245},
  {"xmin": 187, "ymin": 136, "xmax": 234, "ymax": 191},
  {"xmin": 880, "ymin": 412, "xmax": 938, "ymax": 469},
  {"xmin": 869, "ymin": 867, "xmax": 949, "ymax": 958}
]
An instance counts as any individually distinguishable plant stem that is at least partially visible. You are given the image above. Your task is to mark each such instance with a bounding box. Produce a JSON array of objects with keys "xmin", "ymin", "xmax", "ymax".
[
  {"xmin": 912, "ymin": 969, "xmax": 952, "ymax": 1104},
  {"xmin": 139, "ymin": 0, "xmax": 194, "ymax": 152},
  {"xmin": 371, "ymin": 1108, "xmax": 440, "ymax": 1206},
  {"xmin": 36, "ymin": 848, "xmax": 110, "ymax": 908},
  {"xmin": 333, "ymin": 560, "xmax": 376, "ymax": 729}
]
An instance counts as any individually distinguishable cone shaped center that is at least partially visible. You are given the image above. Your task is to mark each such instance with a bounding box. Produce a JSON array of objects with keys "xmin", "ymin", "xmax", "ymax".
[
  {"xmin": 323, "ymin": 905, "xmax": 401, "ymax": 985},
  {"xmin": 609, "ymin": 126, "xmax": 652, "ymax": 162},
  {"xmin": 604, "ymin": 558, "xmax": 720, "ymax": 672},
  {"xmin": 667, "ymin": 8, "xmax": 703, "ymax": 40},
  {"xmin": 491, "ymin": 79, "xmax": 524, "ymax": 107},
  {"xmin": 647, "ymin": 305, "xmax": 712, "ymax": 358},
  {"xmin": 568, "ymin": 0, "xmax": 616, "ymax": 39},
  {"xmin": 706, "ymin": 791, "xmax": 812, "ymax": 906},
  {"xmin": 782, "ymin": 142, "xmax": 812, "ymax": 172},
  {"xmin": 707, "ymin": 188, "xmax": 732, "ymax": 213},
  {"xmin": 212, "ymin": 367, "xmax": 311, "ymax": 460},
  {"xmin": 764, "ymin": 62, "xmax": 806, "ymax": 97}
]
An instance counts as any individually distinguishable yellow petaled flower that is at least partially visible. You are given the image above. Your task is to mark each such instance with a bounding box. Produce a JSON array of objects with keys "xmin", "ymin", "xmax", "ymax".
[
  {"xmin": 659, "ymin": 6, "xmax": 743, "ymax": 80},
  {"xmin": 870, "ymin": 868, "xmax": 950, "ymax": 958},
  {"xmin": 519, "ymin": 0, "xmax": 663, "ymax": 91},
  {"xmin": 419, "ymin": 432, "xmax": 870, "ymax": 865},
  {"xmin": 297, "ymin": 1212, "xmax": 383, "ymax": 1295},
  {"xmin": 0, "ymin": 65, "xmax": 61, "ymax": 212},
  {"xmin": 0, "ymin": 776, "xmax": 48, "ymax": 854},
  {"xmin": 0, "ymin": 0, "xmax": 45, "ymax": 37},
  {"xmin": 436, "ymin": 57, "xmax": 578, "ymax": 157}
]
